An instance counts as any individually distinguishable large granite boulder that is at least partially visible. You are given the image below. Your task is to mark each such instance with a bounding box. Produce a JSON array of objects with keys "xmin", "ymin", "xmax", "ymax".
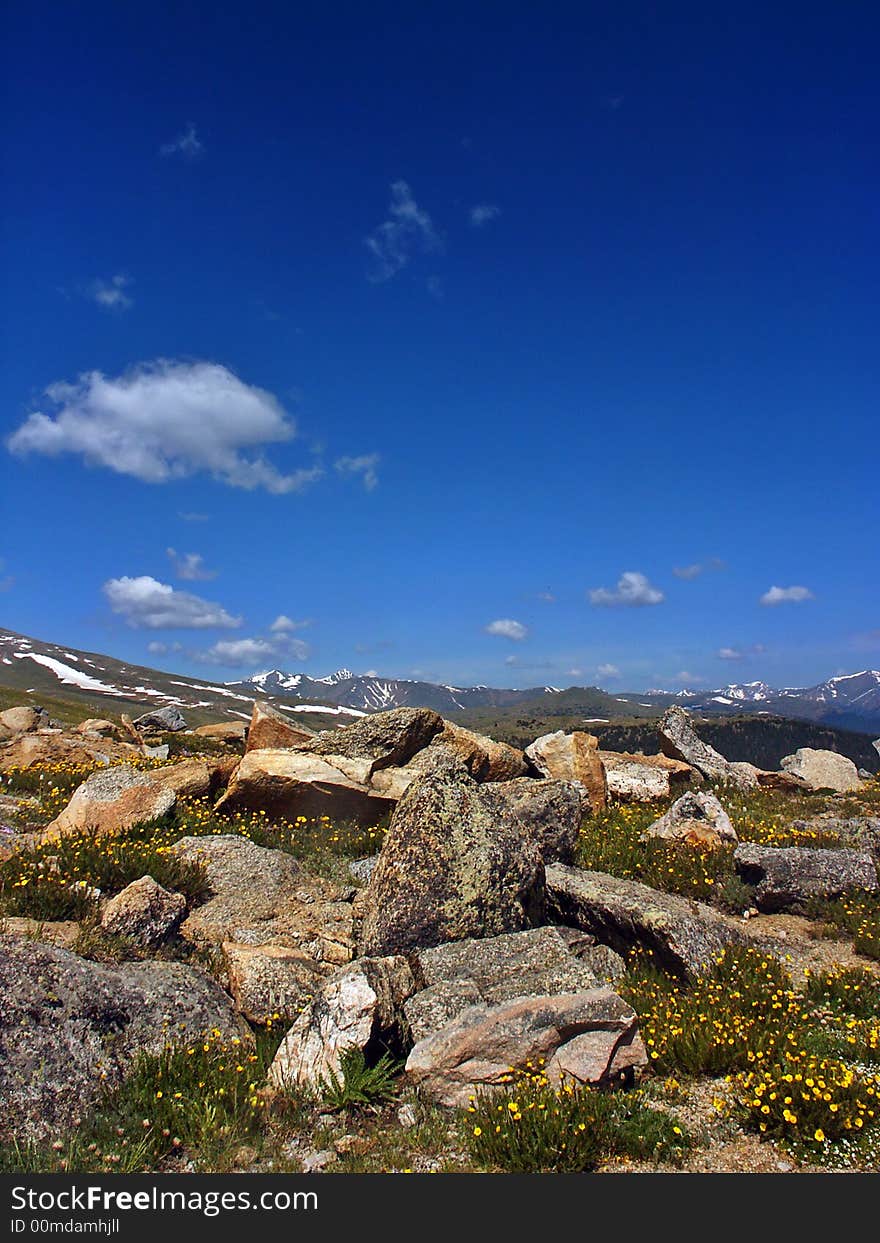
[
  {"xmin": 546, "ymin": 864, "xmax": 746, "ymax": 979},
  {"xmin": 223, "ymin": 942, "xmax": 327, "ymax": 1024},
  {"xmin": 481, "ymin": 777, "xmax": 586, "ymax": 864},
  {"xmin": 0, "ymin": 935, "xmax": 243, "ymax": 1141},
  {"xmin": 734, "ymin": 843, "xmax": 878, "ymax": 913},
  {"xmin": 268, "ymin": 956, "xmax": 417, "ymax": 1090},
  {"xmin": 307, "ymin": 707, "xmax": 445, "ymax": 775},
  {"xmin": 659, "ymin": 706, "xmax": 752, "ymax": 788},
  {"xmin": 192, "ymin": 721, "xmax": 248, "ymax": 744},
  {"xmin": 780, "ymin": 748, "xmax": 862, "ymax": 794},
  {"xmin": 357, "ymin": 760, "xmax": 545, "ymax": 957},
  {"xmin": 245, "ymin": 701, "xmax": 316, "ymax": 753},
  {"xmin": 525, "ymin": 731, "xmax": 607, "ymax": 813},
  {"xmin": 133, "ymin": 706, "xmax": 188, "ymax": 733},
  {"xmin": 213, "ymin": 749, "xmax": 394, "ymax": 824},
  {"xmin": 642, "ymin": 790, "xmax": 738, "ymax": 848},
  {"xmin": 0, "ymin": 706, "xmax": 49, "ymax": 735},
  {"xmin": 434, "ymin": 722, "xmax": 529, "ymax": 782},
  {"xmin": 168, "ymin": 835, "xmax": 354, "ymax": 965}
]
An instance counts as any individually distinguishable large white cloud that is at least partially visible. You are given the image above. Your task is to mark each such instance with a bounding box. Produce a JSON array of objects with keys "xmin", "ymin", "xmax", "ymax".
[
  {"xmin": 103, "ymin": 575, "xmax": 242, "ymax": 630},
  {"xmin": 485, "ymin": 618, "xmax": 528, "ymax": 641},
  {"xmin": 589, "ymin": 572, "xmax": 664, "ymax": 608},
  {"xmin": 760, "ymin": 585, "xmax": 814, "ymax": 606},
  {"xmin": 194, "ymin": 634, "xmax": 310, "ymax": 667},
  {"xmin": 7, "ymin": 360, "xmax": 324, "ymax": 494}
]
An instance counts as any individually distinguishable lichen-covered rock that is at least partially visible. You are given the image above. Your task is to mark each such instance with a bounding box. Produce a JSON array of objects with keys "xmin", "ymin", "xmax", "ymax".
[
  {"xmin": 481, "ymin": 777, "xmax": 585, "ymax": 864},
  {"xmin": 100, "ymin": 876, "xmax": 186, "ymax": 949},
  {"xmin": 600, "ymin": 751, "xmax": 696, "ymax": 802},
  {"xmin": 642, "ymin": 790, "xmax": 738, "ymax": 848},
  {"xmin": 434, "ymin": 722, "xmax": 529, "ymax": 782},
  {"xmin": 734, "ymin": 843, "xmax": 878, "ymax": 913},
  {"xmin": 525, "ymin": 731, "xmax": 607, "ymax": 812},
  {"xmin": 779, "ymin": 748, "xmax": 862, "ymax": 794},
  {"xmin": 245, "ymin": 701, "xmax": 316, "ymax": 753},
  {"xmin": 357, "ymin": 761, "xmax": 545, "ymax": 957},
  {"xmin": 223, "ymin": 942, "xmax": 327, "ymax": 1024},
  {"xmin": 546, "ymin": 864, "xmax": 745, "ymax": 979},
  {"xmin": 0, "ymin": 935, "xmax": 243, "ymax": 1141},
  {"xmin": 307, "ymin": 707, "xmax": 445, "ymax": 775},
  {"xmin": 133, "ymin": 706, "xmax": 188, "ymax": 733},
  {"xmin": 268, "ymin": 956, "xmax": 417, "ymax": 1089},
  {"xmin": 168, "ymin": 834, "xmax": 354, "ymax": 964},
  {"xmin": 405, "ymin": 988, "xmax": 645, "ymax": 1107}
]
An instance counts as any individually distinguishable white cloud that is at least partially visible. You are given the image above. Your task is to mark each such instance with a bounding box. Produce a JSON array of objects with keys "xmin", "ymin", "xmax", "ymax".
[
  {"xmin": 537, "ymin": 591, "xmax": 556, "ymax": 603},
  {"xmin": 718, "ymin": 647, "xmax": 743, "ymax": 660},
  {"xmin": 166, "ymin": 548, "xmax": 217, "ymax": 581},
  {"xmin": 597, "ymin": 663, "xmax": 621, "ymax": 679},
  {"xmin": 589, "ymin": 572, "xmax": 664, "ymax": 608},
  {"xmin": 7, "ymin": 360, "xmax": 325, "ymax": 495},
  {"xmin": 675, "ymin": 671, "xmax": 705, "ymax": 684},
  {"xmin": 194, "ymin": 634, "xmax": 310, "ymax": 667},
  {"xmin": 147, "ymin": 640, "xmax": 183, "ymax": 655},
  {"xmin": 179, "ymin": 511, "xmax": 209, "ymax": 522},
  {"xmin": 566, "ymin": 667, "xmax": 584, "ymax": 678},
  {"xmin": 335, "ymin": 453, "xmax": 380, "ymax": 491},
  {"xmin": 469, "ymin": 203, "xmax": 500, "ymax": 227},
  {"xmin": 365, "ymin": 181, "xmax": 441, "ymax": 281},
  {"xmin": 760, "ymin": 585, "xmax": 814, "ymax": 606},
  {"xmin": 363, "ymin": 669, "xmax": 379, "ymax": 678},
  {"xmin": 103, "ymin": 576, "xmax": 241, "ymax": 630},
  {"xmin": 485, "ymin": 618, "xmax": 528, "ymax": 641},
  {"xmin": 91, "ymin": 274, "xmax": 133, "ymax": 311},
  {"xmin": 673, "ymin": 558, "xmax": 725, "ymax": 580},
  {"xmin": 160, "ymin": 122, "xmax": 203, "ymax": 158},
  {"xmin": 270, "ymin": 614, "xmax": 310, "ymax": 633}
]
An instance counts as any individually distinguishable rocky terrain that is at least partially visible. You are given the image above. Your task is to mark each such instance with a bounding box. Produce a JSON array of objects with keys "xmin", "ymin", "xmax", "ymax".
[{"xmin": 1, "ymin": 693, "xmax": 879, "ymax": 1175}]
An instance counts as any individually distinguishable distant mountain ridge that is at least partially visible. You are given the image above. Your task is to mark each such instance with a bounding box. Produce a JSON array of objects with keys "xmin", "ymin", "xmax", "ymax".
[{"xmin": 1, "ymin": 626, "xmax": 878, "ymax": 734}]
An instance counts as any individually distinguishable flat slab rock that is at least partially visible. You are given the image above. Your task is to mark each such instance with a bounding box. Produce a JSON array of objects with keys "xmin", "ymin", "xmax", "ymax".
[
  {"xmin": 214, "ymin": 748, "xmax": 394, "ymax": 824},
  {"xmin": 405, "ymin": 988, "xmax": 645, "ymax": 1108},
  {"xmin": 405, "ymin": 926, "xmax": 626, "ymax": 1043},
  {"xmin": 0, "ymin": 935, "xmax": 243, "ymax": 1142},
  {"xmin": 546, "ymin": 863, "xmax": 746, "ymax": 979},
  {"xmin": 734, "ymin": 843, "xmax": 878, "ymax": 913}
]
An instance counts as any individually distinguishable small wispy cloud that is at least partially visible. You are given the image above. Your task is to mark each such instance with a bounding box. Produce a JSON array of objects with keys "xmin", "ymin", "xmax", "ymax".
[
  {"xmin": 90, "ymin": 274, "xmax": 133, "ymax": 311},
  {"xmin": 589, "ymin": 572, "xmax": 664, "ymax": 608},
  {"xmin": 597, "ymin": 663, "xmax": 621, "ymax": 679},
  {"xmin": 365, "ymin": 181, "xmax": 441, "ymax": 282},
  {"xmin": 672, "ymin": 558, "xmax": 725, "ymax": 580},
  {"xmin": 485, "ymin": 618, "xmax": 528, "ymax": 641},
  {"xmin": 537, "ymin": 591, "xmax": 556, "ymax": 603},
  {"xmin": 160, "ymin": 122, "xmax": 203, "ymax": 159},
  {"xmin": 469, "ymin": 203, "xmax": 500, "ymax": 227},
  {"xmin": 166, "ymin": 548, "xmax": 217, "ymax": 582},
  {"xmin": 335, "ymin": 453, "xmax": 380, "ymax": 491},
  {"xmin": 760, "ymin": 585, "xmax": 814, "ymax": 606},
  {"xmin": 675, "ymin": 670, "xmax": 705, "ymax": 685},
  {"xmin": 147, "ymin": 640, "xmax": 183, "ymax": 655},
  {"xmin": 270, "ymin": 614, "xmax": 310, "ymax": 634},
  {"xmin": 179, "ymin": 511, "xmax": 210, "ymax": 523},
  {"xmin": 717, "ymin": 647, "xmax": 743, "ymax": 661}
]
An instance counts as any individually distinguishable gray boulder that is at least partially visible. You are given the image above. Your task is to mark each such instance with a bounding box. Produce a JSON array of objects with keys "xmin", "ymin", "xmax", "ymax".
[
  {"xmin": 481, "ymin": 777, "xmax": 586, "ymax": 864},
  {"xmin": 642, "ymin": 790, "xmax": 738, "ymax": 848},
  {"xmin": 0, "ymin": 935, "xmax": 242, "ymax": 1141},
  {"xmin": 659, "ymin": 706, "xmax": 751, "ymax": 788},
  {"xmin": 357, "ymin": 759, "xmax": 545, "ymax": 957},
  {"xmin": 133, "ymin": 706, "xmax": 188, "ymax": 733},
  {"xmin": 734, "ymin": 843, "xmax": 878, "ymax": 913},
  {"xmin": 780, "ymin": 748, "xmax": 862, "ymax": 794},
  {"xmin": 546, "ymin": 863, "xmax": 745, "ymax": 979},
  {"xmin": 307, "ymin": 707, "xmax": 445, "ymax": 775}
]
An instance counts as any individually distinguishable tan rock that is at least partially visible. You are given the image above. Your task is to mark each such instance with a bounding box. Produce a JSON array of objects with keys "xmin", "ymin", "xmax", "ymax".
[
  {"xmin": 600, "ymin": 751, "xmax": 696, "ymax": 802},
  {"xmin": 223, "ymin": 942, "xmax": 327, "ymax": 1023},
  {"xmin": 780, "ymin": 748, "xmax": 862, "ymax": 794},
  {"xmin": 100, "ymin": 876, "xmax": 186, "ymax": 948},
  {"xmin": 0, "ymin": 706, "xmax": 46, "ymax": 735},
  {"xmin": 41, "ymin": 765, "xmax": 177, "ymax": 842},
  {"xmin": 525, "ymin": 731, "xmax": 607, "ymax": 813},
  {"xmin": 436, "ymin": 722, "xmax": 529, "ymax": 782},
  {"xmin": 150, "ymin": 758, "xmax": 212, "ymax": 801},
  {"xmin": 77, "ymin": 719, "xmax": 118, "ymax": 738},
  {"xmin": 214, "ymin": 748, "xmax": 393, "ymax": 824},
  {"xmin": 192, "ymin": 721, "xmax": 248, "ymax": 744},
  {"xmin": 0, "ymin": 731, "xmax": 134, "ymax": 773},
  {"xmin": 1, "ymin": 917, "xmax": 81, "ymax": 949},
  {"xmin": 641, "ymin": 790, "xmax": 738, "ymax": 849},
  {"xmin": 245, "ymin": 701, "xmax": 316, "ymax": 753}
]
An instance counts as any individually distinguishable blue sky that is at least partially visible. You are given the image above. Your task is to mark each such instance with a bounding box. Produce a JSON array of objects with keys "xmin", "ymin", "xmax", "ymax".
[{"xmin": 1, "ymin": 1, "xmax": 877, "ymax": 692}]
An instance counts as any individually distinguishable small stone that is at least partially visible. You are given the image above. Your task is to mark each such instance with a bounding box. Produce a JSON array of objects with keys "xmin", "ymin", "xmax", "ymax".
[
  {"xmin": 301, "ymin": 1149, "xmax": 337, "ymax": 1173},
  {"xmin": 397, "ymin": 1103, "xmax": 417, "ymax": 1129}
]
